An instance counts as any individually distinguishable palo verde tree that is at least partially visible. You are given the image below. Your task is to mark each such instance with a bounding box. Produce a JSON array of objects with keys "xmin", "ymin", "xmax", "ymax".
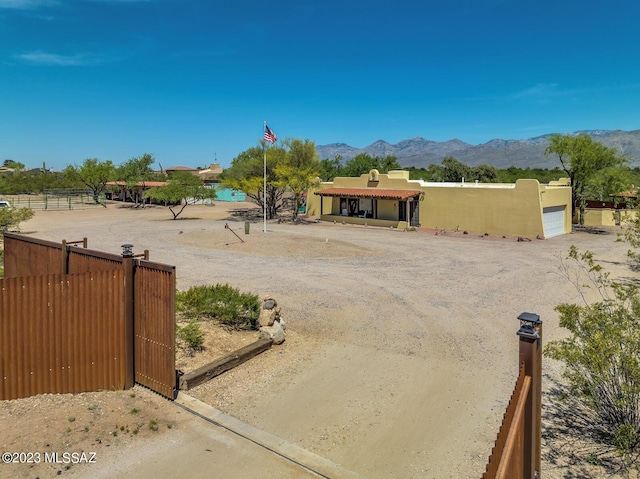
[
  {"xmin": 545, "ymin": 133, "xmax": 629, "ymax": 224},
  {"xmin": 219, "ymin": 142, "xmax": 288, "ymax": 220},
  {"xmin": 222, "ymin": 138, "xmax": 321, "ymax": 220},
  {"xmin": 276, "ymin": 138, "xmax": 320, "ymax": 221},
  {"xmin": 144, "ymin": 171, "xmax": 216, "ymax": 220},
  {"xmin": 63, "ymin": 158, "xmax": 115, "ymax": 204}
]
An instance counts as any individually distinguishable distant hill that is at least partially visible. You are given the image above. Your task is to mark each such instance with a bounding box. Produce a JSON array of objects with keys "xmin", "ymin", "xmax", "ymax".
[{"xmin": 316, "ymin": 130, "xmax": 640, "ymax": 169}]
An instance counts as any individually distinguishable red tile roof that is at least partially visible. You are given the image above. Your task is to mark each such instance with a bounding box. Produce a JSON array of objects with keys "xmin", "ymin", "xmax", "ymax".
[
  {"xmin": 314, "ymin": 187, "xmax": 422, "ymax": 200},
  {"xmin": 612, "ymin": 190, "xmax": 637, "ymax": 198}
]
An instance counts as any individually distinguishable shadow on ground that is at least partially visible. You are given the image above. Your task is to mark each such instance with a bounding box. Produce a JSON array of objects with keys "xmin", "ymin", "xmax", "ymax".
[{"xmin": 543, "ymin": 372, "xmax": 631, "ymax": 478}]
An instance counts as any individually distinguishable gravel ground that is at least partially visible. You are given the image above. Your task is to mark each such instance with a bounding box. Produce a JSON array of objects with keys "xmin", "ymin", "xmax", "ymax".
[{"xmin": 1, "ymin": 201, "xmax": 634, "ymax": 478}]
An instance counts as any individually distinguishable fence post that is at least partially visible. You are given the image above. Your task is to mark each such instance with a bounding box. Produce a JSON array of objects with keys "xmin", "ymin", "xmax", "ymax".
[
  {"xmin": 61, "ymin": 239, "xmax": 69, "ymax": 274},
  {"xmin": 517, "ymin": 312, "xmax": 542, "ymax": 479},
  {"xmin": 121, "ymin": 244, "xmax": 136, "ymax": 389}
]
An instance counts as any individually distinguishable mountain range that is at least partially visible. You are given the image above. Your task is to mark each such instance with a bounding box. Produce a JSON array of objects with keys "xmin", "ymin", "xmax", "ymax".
[{"xmin": 315, "ymin": 129, "xmax": 640, "ymax": 170}]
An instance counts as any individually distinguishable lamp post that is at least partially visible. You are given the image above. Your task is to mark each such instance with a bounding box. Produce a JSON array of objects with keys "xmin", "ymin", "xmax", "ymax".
[{"xmin": 517, "ymin": 312, "xmax": 542, "ymax": 479}]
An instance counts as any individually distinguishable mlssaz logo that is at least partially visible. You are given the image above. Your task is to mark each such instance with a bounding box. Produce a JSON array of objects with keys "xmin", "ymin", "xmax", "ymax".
[{"xmin": 45, "ymin": 452, "xmax": 97, "ymax": 464}]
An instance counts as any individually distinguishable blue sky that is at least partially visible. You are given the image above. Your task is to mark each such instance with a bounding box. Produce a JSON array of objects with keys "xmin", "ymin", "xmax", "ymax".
[{"xmin": 1, "ymin": 0, "xmax": 639, "ymax": 171}]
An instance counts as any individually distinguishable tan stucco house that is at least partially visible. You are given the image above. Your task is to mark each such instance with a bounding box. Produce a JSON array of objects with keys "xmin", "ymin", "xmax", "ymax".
[{"xmin": 306, "ymin": 170, "xmax": 572, "ymax": 239}]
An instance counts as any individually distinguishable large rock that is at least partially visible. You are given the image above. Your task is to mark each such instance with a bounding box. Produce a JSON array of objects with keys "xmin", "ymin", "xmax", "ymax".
[
  {"xmin": 259, "ymin": 321, "xmax": 285, "ymax": 345},
  {"xmin": 258, "ymin": 308, "xmax": 277, "ymax": 327},
  {"xmin": 263, "ymin": 298, "xmax": 277, "ymax": 310}
]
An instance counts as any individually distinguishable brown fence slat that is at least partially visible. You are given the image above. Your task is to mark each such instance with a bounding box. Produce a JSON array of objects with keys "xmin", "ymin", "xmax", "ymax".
[
  {"xmin": 3, "ymin": 232, "xmax": 63, "ymax": 278},
  {"xmin": 482, "ymin": 363, "xmax": 528, "ymax": 479},
  {"xmin": 0, "ymin": 271, "xmax": 127, "ymax": 400},
  {"xmin": 67, "ymin": 245, "xmax": 123, "ymax": 273},
  {"xmin": 496, "ymin": 375, "xmax": 531, "ymax": 478}
]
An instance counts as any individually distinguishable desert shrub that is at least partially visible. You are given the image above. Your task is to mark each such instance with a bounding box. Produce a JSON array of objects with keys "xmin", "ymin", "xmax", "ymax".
[
  {"xmin": 545, "ymin": 246, "xmax": 640, "ymax": 472},
  {"xmin": 176, "ymin": 320, "xmax": 205, "ymax": 352},
  {"xmin": 176, "ymin": 283, "xmax": 260, "ymax": 330},
  {"xmin": 0, "ymin": 207, "xmax": 35, "ymax": 232},
  {"xmin": 618, "ymin": 208, "xmax": 640, "ymax": 267}
]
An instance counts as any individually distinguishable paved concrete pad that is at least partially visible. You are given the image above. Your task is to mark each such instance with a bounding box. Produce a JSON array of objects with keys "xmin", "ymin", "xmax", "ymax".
[
  {"xmin": 174, "ymin": 393, "xmax": 364, "ymax": 479},
  {"xmin": 89, "ymin": 393, "xmax": 346, "ymax": 479}
]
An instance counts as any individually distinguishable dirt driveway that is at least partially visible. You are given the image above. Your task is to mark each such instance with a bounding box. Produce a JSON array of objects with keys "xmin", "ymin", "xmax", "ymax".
[{"xmin": 3, "ymin": 202, "xmax": 631, "ymax": 478}]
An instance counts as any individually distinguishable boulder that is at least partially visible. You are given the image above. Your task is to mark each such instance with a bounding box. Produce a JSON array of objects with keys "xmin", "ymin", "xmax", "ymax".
[
  {"xmin": 259, "ymin": 321, "xmax": 286, "ymax": 345},
  {"xmin": 258, "ymin": 308, "xmax": 277, "ymax": 327}
]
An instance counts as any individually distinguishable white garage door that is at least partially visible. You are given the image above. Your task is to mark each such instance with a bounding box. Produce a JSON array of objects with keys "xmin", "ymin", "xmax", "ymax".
[{"xmin": 543, "ymin": 206, "xmax": 566, "ymax": 238}]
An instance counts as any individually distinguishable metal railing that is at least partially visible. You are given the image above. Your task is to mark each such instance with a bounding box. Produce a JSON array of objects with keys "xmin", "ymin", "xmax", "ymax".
[{"xmin": 7, "ymin": 190, "xmax": 106, "ymax": 210}]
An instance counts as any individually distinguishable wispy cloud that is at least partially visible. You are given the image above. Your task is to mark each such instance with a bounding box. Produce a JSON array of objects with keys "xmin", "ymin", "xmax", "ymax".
[
  {"xmin": 0, "ymin": 0, "xmax": 148, "ymax": 8},
  {"xmin": 508, "ymin": 82, "xmax": 640, "ymax": 102},
  {"xmin": 16, "ymin": 50, "xmax": 109, "ymax": 66},
  {"xmin": 508, "ymin": 83, "xmax": 560, "ymax": 100},
  {"xmin": 468, "ymin": 82, "xmax": 622, "ymax": 106},
  {"xmin": 0, "ymin": 0, "xmax": 58, "ymax": 8}
]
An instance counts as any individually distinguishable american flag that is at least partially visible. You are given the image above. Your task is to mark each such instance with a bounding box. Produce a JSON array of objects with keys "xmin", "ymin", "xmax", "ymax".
[{"xmin": 264, "ymin": 125, "xmax": 277, "ymax": 144}]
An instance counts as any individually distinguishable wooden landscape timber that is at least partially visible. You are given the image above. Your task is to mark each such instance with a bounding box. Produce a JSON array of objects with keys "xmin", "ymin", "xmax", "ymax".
[{"xmin": 179, "ymin": 338, "xmax": 273, "ymax": 390}]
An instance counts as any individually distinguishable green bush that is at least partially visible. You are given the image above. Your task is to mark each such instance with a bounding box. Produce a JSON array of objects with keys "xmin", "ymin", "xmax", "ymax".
[
  {"xmin": 177, "ymin": 320, "xmax": 205, "ymax": 351},
  {"xmin": 176, "ymin": 283, "xmax": 260, "ymax": 330},
  {"xmin": 0, "ymin": 207, "xmax": 35, "ymax": 232},
  {"xmin": 546, "ymin": 246, "xmax": 640, "ymax": 471}
]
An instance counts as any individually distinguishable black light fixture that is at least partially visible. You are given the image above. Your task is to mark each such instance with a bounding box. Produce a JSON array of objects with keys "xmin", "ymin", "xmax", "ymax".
[
  {"xmin": 517, "ymin": 312, "xmax": 541, "ymax": 340},
  {"xmin": 121, "ymin": 244, "xmax": 134, "ymax": 258}
]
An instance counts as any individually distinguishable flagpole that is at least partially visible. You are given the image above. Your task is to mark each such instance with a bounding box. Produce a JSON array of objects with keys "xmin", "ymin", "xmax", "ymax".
[{"xmin": 263, "ymin": 120, "xmax": 267, "ymax": 233}]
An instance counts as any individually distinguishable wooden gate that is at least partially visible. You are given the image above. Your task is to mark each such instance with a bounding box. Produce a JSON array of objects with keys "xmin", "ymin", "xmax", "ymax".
[
  {"xmin": 1, "ymin": 233, "xmax": 176, "ymax": 400},
  {"xmin": 133, "ymin": 260, "xmax": 176, "ymax": 399}
]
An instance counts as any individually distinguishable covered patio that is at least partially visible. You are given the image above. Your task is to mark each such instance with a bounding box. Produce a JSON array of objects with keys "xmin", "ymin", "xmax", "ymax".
[{"xmin": 314, "ymin": 187, "xmax": 423, "ymax": 228}]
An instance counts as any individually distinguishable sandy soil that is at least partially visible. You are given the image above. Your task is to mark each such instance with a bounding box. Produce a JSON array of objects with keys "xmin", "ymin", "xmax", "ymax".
[{"xmin": 1, "ymin": 201, "xmax": 633, "ymax": 478}]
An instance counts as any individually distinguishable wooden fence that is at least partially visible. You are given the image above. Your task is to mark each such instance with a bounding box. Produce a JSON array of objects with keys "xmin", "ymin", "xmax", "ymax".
[
  {"xmin": 1, "ymin": 270, "xmax": 128, "ymax": 399},
  {"xmin": 1, "ymin": 233, "xmax": 176, "ymax": 400},
  {"xmin": 483, "ymin": 313, "xmax": 542, "ymax": 479}
]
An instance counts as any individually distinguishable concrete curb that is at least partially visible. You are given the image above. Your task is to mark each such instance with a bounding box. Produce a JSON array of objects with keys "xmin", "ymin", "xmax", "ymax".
[{"xmin": 175, "ymin": 393, "xmax": 364, "ymax": 479}]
